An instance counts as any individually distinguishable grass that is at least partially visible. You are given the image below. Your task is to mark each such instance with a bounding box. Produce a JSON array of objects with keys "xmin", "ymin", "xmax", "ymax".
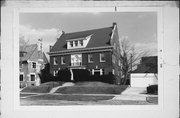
[
  {"xmin": 20, "ymin": 93, "xmax": 38, "ymax": 97},
  {"xmin": 55, "ymin": 81, "xmax": 128, "ymax": 94},
  {"xmin": 24, "ymin": 94, "xmax": 114, "ymax": 101},
  {"xmin": 21, "ymin": 81, "xmax": 128, "ymax": 94},
  {"xmin": 21, "ymin": 81, "xmax": 63, "ymax": 93}
]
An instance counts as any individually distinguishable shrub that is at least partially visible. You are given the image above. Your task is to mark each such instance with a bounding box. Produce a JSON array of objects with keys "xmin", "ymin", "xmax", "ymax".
[
  {"xmin": 72, "ymin": 69, "xmax": 91, "ymax": 82},
  {"xmin": 147, "ymin": 85, "xmax": 158, "ymax": 94},
  {"xmin": 56, "ymin": 68, "xmax": 71, "ymax": 82},
  {"xmin": 39, "ymin": 63, "xmax": 55, "ymax": 83}
]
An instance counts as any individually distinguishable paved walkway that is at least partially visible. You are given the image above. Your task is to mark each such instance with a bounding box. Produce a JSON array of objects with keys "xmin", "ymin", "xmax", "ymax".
[{"xmin": 113, "ymin": 87, "xmax": 157, "ymax": 101}]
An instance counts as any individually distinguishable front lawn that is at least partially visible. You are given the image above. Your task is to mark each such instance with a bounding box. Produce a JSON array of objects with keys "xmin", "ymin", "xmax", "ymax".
[
  {"xmin": 24, "ymin": 94, "xmax": 114, "ymax": 101},
  {"xmin": 55, "ymin": 82, "xmax": 128, "ymax": 94},
  {"xmin": 21, "ymin": 81, "xmax": 63, "ymax": 93}
]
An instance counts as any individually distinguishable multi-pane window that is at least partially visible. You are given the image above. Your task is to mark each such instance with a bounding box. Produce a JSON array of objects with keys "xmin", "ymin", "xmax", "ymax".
[
  {"xmin": 61, "ymin": 56, "xmax": 65, "ymax": 64},
  {"xmin": 20, "ymin": 74, "xmax": 23, "ymax": 81},
  {"xmin": 100, "ymin": 53, "xmax": 105, "ymax": 62},
  {"xmin": 32, "ymin": 62, "xmax": 36, "ymax": 68},
  {"xmin": 70, "ymin": 41, "xmax": 73, "ymax": 47},
  {"xmin": 75, "ymin": 40, "xmax": 78, "ymax": 47},
  {"xmin": 53, "ymin": 57, "xmax": 58, "ymax": 65},
  {"xmin": 30, "ymin": 74, "xmax": 35, "ymax": 81},
  {"xmin": 79, "ymin": 40, "xmax": 83, "ymax": 46},
  {"xmin": 88, "ymin": 54, "xmax": 93, "ymax": 63}
]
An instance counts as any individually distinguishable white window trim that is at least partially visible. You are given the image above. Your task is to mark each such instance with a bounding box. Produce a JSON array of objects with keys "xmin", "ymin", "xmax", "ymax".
[
  {"xmin": 100, "ymin": 53, "xmax": 105, "ymax": 62},
  {"xmin": 112, "ymin": 69, "xmax": 115, "ymax": 75},
  {"xmin": 92, "ymin": 69, "xmax": 104, "ymax": 76},
  {"xmin": 88, "ymin": 54, "xmax": 93, "ymax": 63},
  {"xmin": 61, "ymin": 56, "xmax": 65, "ymax": 65},
  {"xmin": 53, "ymin": 70, "xmax": 58, "ymax": 76}
]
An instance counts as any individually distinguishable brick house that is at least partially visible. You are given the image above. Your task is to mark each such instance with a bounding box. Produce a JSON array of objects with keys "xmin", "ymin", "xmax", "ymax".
[
  {"xmin": 48, "ymin": 23, "xmax": 122, "ymax": 84},
  {"xmin": 19, "ymin": 39, "xmax": 48, "ymax": 88}
]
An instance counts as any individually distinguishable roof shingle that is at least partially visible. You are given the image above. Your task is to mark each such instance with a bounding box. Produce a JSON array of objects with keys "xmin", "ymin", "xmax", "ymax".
[{"xmin": 50, "ymin": 26, "xmax": 113, "ymax": 52}]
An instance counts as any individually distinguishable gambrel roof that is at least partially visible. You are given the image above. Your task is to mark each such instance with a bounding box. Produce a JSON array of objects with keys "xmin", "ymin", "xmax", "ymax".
[{"xmin": 50, "ymin": 26, "xmax": 114, "ymax": 52}]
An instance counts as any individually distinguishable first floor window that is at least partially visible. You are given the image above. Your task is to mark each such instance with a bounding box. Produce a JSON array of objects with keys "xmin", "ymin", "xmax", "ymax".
[
  {"xmin": 100, "ymin": 53, "xmax": 105, "ymax": 62},
  {"xmin": 118, "ymin": 60, "xmax": 121, "ymax": 66},
  {"xmin": 30, "ymin": 74, "xmax": 35, "ymax": 81},
  {"xmin": 88, "ymin": 54, "xmax": 93, "ymax": 63},
  {"xmin": 112, "ymin": 55, "xmax": 116, "ymax": 63},
  {"xmin": 61, "ymin": 56, "xmax": 65, "ymax": 64},
  {"xmin": 20, "ymin": 74, "xmax": 23, "ymax": 81},
  {"xmin": 53, "ymin": 70, "xmax": 58, "ymax": 76},
  {"xmin": 53, "ymin": 57, "xmax": 58, "ymax": 65},
  {"xmin": 112, "ymin": 69, "xmax": 115, "ymax": 75}
]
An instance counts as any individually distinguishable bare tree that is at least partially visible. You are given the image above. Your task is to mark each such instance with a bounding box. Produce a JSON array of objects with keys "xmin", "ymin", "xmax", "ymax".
[{"xmin": 119, "ymin": 37, "xmax": 151, "ymax": 85}]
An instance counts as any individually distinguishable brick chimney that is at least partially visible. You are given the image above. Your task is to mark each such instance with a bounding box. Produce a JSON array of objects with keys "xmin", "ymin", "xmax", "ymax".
[
  {"xmin": 57, "ymin": 29, "xmax": 65, "ymax": 39},
  {"xmin": 49, "ymin": 45, "xmax": 52, "ymax": 52},
  {"xmin": 113, "ymin": 22, "xmax": 117, "ymax": 27}
]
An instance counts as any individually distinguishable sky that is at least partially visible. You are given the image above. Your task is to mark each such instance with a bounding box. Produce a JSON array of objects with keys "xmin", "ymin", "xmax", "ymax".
[{"xmin": 19, "ymin": 12, "xmax": 157, "ymax": 55}]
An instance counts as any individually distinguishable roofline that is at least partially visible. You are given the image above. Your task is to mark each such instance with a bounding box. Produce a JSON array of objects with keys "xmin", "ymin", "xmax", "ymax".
[
  {"xmin": 66, "ymin": 34, "xmax": 94, "ymax": 42},
  {"xmin": 48, "ymin": 46, "xmax": 114, "ymax": 56}
]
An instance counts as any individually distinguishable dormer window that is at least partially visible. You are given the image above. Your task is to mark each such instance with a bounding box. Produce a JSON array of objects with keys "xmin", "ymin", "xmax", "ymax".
[
  {"xmin": 75, "ymin": 40, "xmax": 78, "ymax": 47},
  {"xmin": 79, "ymin": 40, "xmax": 83, "ymax": 46},
  {"xmin": 67, "ymin": 34, "xmax": 93, "ymax": 49},
  {"xmin": 70, "ymin": 41, "xmax": 73, "ymax": 47}
]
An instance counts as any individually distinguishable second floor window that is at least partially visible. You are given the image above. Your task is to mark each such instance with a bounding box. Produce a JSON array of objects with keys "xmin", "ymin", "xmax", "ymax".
[
  {"xmin": 53, "ymin": 57, "xmax": 58, "ymax": 65},
  {"xmin": 32, "ymin": 62, "xmax": 36, "ymax": 68},
  {"xmin": 61, "ymin": 56, "xmax": 65, "ymax": 64},
  {"xmin": 88, "ymin": 54, "xmax": 93, "ymax": 63},
  {"xmin": 100, "ymin": 53, "xmax": 105, "ymax": 62}
]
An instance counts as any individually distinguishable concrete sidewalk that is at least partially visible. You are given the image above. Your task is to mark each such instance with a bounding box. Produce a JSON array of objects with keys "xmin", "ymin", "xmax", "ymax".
[{"xmin": 113, "ymin": 87, "xmax": 158, "ymax": 101}]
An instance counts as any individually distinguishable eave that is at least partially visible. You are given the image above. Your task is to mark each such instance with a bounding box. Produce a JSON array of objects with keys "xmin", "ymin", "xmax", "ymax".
[{"xmin": 48, "ymin": 46, "xmax": 114, "ymax": 56}]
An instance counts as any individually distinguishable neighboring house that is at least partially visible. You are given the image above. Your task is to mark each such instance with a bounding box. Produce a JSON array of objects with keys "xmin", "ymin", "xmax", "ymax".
[
  {"xmin": 48, "ymin": 23, "xmax": 122, "ymax": 84},
  {"xmin": 130, "ymin": 56, "xmax": 158, "ymax": 87},
  {"xmin": 19, "ymin": 39, "xmax": 48, "ymax": 88}
]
